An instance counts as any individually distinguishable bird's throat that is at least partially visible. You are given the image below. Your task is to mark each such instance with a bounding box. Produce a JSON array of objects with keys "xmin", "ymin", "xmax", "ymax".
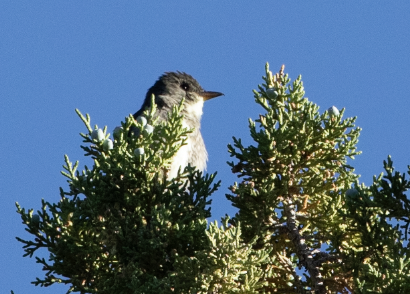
[{"xmin": 184, "ymin": 99, "xmax": 204, "ymax": 123}]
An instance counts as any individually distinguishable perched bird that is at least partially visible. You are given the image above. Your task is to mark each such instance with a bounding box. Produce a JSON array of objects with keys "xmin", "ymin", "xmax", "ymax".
[{"xmin": 132, "ymin": 72, "xmax": 223, "ymax": 179}]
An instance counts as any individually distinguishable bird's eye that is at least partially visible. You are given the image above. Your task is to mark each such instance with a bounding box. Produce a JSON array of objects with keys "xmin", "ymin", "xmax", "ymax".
[{"xmin": 180, "ymin": 82, "xmax": 190, "ymax": 91}]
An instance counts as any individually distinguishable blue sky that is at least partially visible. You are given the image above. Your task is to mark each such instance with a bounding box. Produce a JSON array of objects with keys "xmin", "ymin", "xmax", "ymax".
[{"xmin": 1, "ymin": 2, "xmax": 410, "ymax": 292}]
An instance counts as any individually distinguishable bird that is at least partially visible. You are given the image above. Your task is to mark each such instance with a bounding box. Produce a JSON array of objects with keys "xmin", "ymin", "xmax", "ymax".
[{"xmin": 131, "ymin": 72, "xmax": 223, "ymax": 179}]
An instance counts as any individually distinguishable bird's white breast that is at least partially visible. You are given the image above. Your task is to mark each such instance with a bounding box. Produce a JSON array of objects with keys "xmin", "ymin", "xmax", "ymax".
[
  {"xmin": 167, "ymin": 99, "xmax": 207, "ymax": 179},
  {"xmin": 168, "ymin": 136, "xmax": 191, "ymax": 179}
]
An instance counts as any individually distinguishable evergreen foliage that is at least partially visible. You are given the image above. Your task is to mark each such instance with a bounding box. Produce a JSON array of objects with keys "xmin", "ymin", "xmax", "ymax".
[{"xmin": 16, "ymin": 64, "xmax": 410, "ymax": 293}]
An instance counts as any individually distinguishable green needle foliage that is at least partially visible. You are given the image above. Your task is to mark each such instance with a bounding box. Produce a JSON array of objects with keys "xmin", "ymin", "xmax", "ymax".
[
  {"xmin": 16, "ymin": 98, "xmax": 220, "ymax": 293},
  {"xmin": 16, "ymin": 64, "xmax": 410, "ymax": 293}
]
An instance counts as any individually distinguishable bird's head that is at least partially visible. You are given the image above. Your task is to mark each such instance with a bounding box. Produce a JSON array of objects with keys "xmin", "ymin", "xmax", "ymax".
[{"xmin": 145, "ymin": 72, "xmax": 223, "ymax": 121}]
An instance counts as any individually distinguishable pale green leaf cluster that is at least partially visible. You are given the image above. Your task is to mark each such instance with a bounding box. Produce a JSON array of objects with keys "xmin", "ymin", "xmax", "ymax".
[
  {"xmin": 170, "ymin": 217, "xmax": 273, "ymax": 293},
  {"xmin": 16, "ymin": 98, "xmax": 220, "ymax": 293}
]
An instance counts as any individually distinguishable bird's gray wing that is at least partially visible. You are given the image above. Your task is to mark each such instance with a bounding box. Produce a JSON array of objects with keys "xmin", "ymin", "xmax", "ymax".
[{"xmin": 130, "ymin": 101, "xmax": 170, "ymax": 136}]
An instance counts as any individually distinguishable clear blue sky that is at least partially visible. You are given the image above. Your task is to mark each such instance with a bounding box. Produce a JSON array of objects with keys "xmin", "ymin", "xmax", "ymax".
[{"xmin": 1, "ymin": 2, "xmax": 410, "ymax": 292}]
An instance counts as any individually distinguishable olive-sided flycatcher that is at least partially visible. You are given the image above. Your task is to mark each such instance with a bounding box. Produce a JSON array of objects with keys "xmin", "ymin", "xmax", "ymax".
[{"xmin": 132, "ymin": 72, "xmax": 223, "ymax": 179}]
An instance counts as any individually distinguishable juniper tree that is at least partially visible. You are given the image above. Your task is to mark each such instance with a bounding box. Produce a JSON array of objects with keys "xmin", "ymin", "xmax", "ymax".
[{"xmin": 16, "ymin": 64, "xmax": 410, "ymax": 293}]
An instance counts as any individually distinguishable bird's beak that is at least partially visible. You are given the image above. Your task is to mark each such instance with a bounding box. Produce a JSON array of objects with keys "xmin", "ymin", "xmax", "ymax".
[{"xmin": 200, "ymin": 91, "xmax": 224, "ymax": 101}]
